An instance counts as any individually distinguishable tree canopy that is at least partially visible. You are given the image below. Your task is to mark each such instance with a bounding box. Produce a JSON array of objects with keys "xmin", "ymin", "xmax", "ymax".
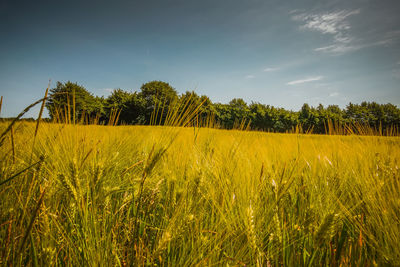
[
  {"xmin": 46, "ymin": 81, "xmax": 104, "ymax": 121},
  {"xmin": 45, "ymin": 80, "xmax": 400, "ymax": 134}
]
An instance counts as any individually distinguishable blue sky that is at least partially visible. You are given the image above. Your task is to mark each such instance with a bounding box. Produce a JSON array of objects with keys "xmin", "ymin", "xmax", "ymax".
[{"xmin": 0, "ymin": 0, "xmax": 399, "ymax": 117}]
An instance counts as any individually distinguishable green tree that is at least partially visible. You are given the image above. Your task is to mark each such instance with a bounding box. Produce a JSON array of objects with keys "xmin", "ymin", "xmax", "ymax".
[
  {"xmin": 46, "ymin": 81, "xmax": 102, "ymax": 121},
  {"xmin": 139, "ymin": 81, "xmax": 178, "ymax": 123},
  {"xmin": 140, "ymin": 81, "xmax": 178, "ymax": 105},
  {"xmin": 106, "ymin": 89, "xmax": 147, "ymax": 124},
  {"xmin": 229, "ymin": 98, "xmax": 250, "ymax": 127},
  {"xmin": 179, "ymin": 91, "xmax": 215, "ymax": 126},
  {"xmin": 299, "ymin": 103, "xmax": 320, "ymax": 132}
]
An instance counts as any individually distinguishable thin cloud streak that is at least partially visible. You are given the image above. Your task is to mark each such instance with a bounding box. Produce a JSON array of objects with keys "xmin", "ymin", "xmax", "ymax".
[
  {"xmin": 329, "ymin": 92, "xmax": 339, "ymax": 97},
  {"xmin": 99, "ymin": 88, "xmax": 114, "ymax": 94},
  {"xmin": 287, "ymin": 76, "xmax": 323, "ymax": 85},
  {"xmin": 263, "ymin": 67, "xmax": 280, "ymax": 72},
  {"xmin": 314, "ymin": 44, "xmax": 360, "ymax": 53},
  {"xmin": 393, "ymin": 69, "xmax": 400, "ymax": 79}
]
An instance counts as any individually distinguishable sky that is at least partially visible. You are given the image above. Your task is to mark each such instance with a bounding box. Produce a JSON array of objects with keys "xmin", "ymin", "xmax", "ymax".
[{"xmin": 0, "ymin": 0, "xmax": 400, "ymax": 117}]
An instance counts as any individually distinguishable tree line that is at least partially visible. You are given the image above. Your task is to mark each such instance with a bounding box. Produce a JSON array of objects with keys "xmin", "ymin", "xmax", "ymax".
[{"xmin": 45, "ymin": 80, "xmax": 400, "ymax": 134}]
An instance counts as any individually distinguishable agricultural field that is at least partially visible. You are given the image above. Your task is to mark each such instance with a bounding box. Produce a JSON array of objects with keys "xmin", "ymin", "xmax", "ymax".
[{"xmin": 1, "ymin": 121, "xmax": 399, "ymax": 266}]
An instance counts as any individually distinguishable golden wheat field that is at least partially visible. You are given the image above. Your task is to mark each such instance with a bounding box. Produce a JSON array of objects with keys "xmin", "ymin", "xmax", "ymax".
[{"xmin": 1, "ymin": 121, "xmax": 400, "ymax": 266}]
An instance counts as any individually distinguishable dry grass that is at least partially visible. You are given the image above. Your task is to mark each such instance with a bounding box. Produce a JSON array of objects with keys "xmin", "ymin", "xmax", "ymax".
[
  {"xmin": 0, "ymin": 118, "xmax": 399, "ymax": 266},
  {"xmin": 0, "ymin": 92, "xmax": 400, "ymax": 265}
]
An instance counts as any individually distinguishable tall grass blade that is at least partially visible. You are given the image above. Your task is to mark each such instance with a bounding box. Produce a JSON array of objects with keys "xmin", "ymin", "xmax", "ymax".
[
  {"xmin": 0, "ymin": 97, "xmax": 46, "ymax": 146},
  {"xmin": 0, "ymin": 95, "xmax": 3, "ymax": 116},
  {"xmin": 30, "ymin": 82, "xmax": 50, "ymax": 162},
  {"xmin": 19, "ymin": 187, "xmax": 46, "ymax": 254},
  {"xmin": 0, "ymin": 158, "xmax": 44, "ymax": 187},
  {"xmin": 10, "ymin": 125, "xmax": 15, "ymax": 164}
]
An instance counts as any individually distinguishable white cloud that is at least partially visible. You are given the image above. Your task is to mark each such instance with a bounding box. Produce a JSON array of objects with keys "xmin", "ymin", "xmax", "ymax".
[
  {"xmin": 314, "ymin": 44, "xmax": 360, "ymax": 54},
  {"xmin": 293, "ymin": 10, "xmax": 360, "ymax": 35},
  {"xmin": 293, "ymin": 9, "xmax": 400, "ymax": 55},
  {"xmin": 287, "ymin": 76, "xmax": 323, "ymax": 85},
  {"xmin": 100, "ymin": 88, "xmax": 114, "ymax": 93},
  {"xmin": 292, "ymin": 9, "xmax": 360, "ymax": 54},
  {"xmin": 329, "ymin": 92, "xmax": 339, "ymax": 97},
  {"xmin": 315, "ymin": 34, "xmax": 400, "ymax": 54},
  {"xmin": 375, "ymin": 31, "xmax": 400, "ymax": 47},
  {"xmin": 263, "ymin": 67, "xmax": 279, "ymax": 72},
  {"xmin": 385, "ymin": 30, "xmax": 400, "ymax": 40},
  {"xmin": 245, "ymin": 75, "xmax": 255, "ymax": 79}
]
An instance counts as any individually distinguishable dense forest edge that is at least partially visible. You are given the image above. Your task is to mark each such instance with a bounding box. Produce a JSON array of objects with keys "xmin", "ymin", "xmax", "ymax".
[{"xmin": 1, "ymin": 80, "xmax": 400, "ymax": 134}]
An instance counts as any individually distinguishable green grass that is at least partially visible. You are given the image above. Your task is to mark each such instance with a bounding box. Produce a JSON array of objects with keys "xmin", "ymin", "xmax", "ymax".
[{"xmin": 1, "ymin": 121, "xmax": 400, "ymax": 266}]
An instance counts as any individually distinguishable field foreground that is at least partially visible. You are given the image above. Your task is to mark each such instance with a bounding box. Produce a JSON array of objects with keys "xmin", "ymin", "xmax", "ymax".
[{"xmin": 1, "ymin": 122, "xmax": 400, "ymax": 266}]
